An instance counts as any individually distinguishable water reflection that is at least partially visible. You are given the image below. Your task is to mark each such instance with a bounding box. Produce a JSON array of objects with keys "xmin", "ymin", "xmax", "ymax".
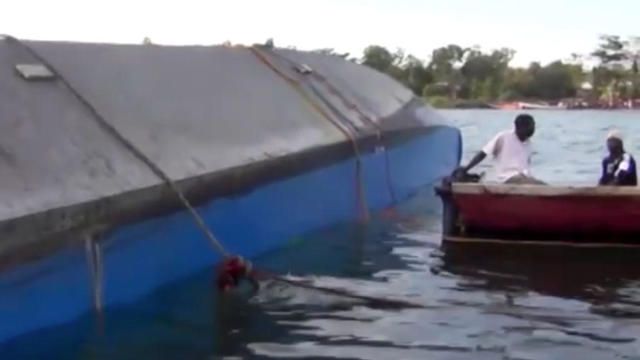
[
  {"xmin": 247, "ymin": 204, "xmax": 640, "ymax": 359},
  {"xmin": 442, "ymin": 243, "xmax": 640, "ymax": 321},
  {"xmin": 4, "ymin": 183, "xmax": 640, "ymax": 359}
]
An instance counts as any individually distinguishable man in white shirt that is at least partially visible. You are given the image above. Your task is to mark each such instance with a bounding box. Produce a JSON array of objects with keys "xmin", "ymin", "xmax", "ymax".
[{"xmin": 461, "ymin": 114, "xmax": 544, "ymax": 184}]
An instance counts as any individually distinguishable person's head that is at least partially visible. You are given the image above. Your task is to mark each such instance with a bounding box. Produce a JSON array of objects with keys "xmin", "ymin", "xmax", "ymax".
[
  {"xmin": 606, "ymin": 130, "xmax": 624, "ymax": 156},
  {"xmin": 514, "ymin": 114, "xmax": 535, "ymax": 142}
]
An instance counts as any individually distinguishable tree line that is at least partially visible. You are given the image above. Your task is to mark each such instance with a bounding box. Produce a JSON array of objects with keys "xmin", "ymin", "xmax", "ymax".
[{"xmin": 357, "ymin": 35, "xmax": 640, "ymax": 107}]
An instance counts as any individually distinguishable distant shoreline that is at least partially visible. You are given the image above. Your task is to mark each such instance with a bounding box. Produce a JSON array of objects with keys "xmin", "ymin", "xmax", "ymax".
[{"xmin": 429, "ymin": 99, "xmax": 640, "ymax": 110}]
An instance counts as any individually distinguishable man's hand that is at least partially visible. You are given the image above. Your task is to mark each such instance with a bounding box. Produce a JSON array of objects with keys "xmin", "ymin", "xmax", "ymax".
[
  {"xmin": 463, "ymin": 151, "xmax": 487, "ymax": 173},
  {"xmin": 451, "ymin": 167, "xmax": 468, "ymax": 180}
]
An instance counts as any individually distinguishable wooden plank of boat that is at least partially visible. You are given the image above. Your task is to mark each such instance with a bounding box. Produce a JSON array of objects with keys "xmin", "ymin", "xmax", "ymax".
[
  {"xmin": 452, "ymin": 183, "xmax": 640, "ymax": 197},
  {"xmin": 449, "ymin": 183, "xmax": 640, "ymax": 235},
  {"xmin": 443, "ymin": 235, "xmax": 640, "ymax": 249}
]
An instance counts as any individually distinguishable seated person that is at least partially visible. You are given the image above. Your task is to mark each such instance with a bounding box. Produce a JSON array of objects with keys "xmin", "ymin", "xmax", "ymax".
[
  {"xmin": 461, "ymin": 114, "xmax": 544, "ymax": 184},
  {"xmin": 599, "ymin": 130, "xmax": 637, "ymax": 186}
]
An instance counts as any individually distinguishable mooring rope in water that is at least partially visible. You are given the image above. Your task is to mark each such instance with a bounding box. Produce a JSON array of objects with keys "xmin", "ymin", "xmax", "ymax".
[
  {"xmin": 9, "ymin": 37, "xmax": 428, "ymax": 310},
  {"xmin": 247, "ymin": 46, "xmax": 370, "ymax": 222},
  {"xmin": 255, "ymin": 270, "xmax": 429, "ymax": 310}
]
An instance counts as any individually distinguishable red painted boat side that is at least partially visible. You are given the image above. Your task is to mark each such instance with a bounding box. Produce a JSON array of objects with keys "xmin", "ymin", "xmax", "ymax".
[{"xmin": 451, "ymin": 184, "xmax": 640, "ymax": 235}]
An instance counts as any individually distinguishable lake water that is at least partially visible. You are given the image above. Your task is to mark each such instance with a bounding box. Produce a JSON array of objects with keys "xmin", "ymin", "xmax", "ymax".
[
  {"xmin": 4, "ymin": 110, "xmax": 640, "ymax": 360},
  {"xmin": 452, "ymin": 109, "xmax": 640, "ymax": 184}
]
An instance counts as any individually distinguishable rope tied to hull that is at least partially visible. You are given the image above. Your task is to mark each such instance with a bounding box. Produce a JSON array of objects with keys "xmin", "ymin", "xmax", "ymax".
[
  {"xmin": 7, "ymin": 37, "xmax": 427, "ymax": 310},
  {"xmin": 7, "ymin": 36, "xmax": 232, "ymax": 259},
  {"xmin": 263, "ymin": 48, "xmax": 398, "ymax": 204},
  {"xmin": 247, "ymin": 46, "xmax": 370, "ymax": 222}
]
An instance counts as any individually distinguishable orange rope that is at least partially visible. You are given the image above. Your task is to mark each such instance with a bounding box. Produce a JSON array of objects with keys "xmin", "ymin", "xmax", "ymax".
[
  {"xmin": 312, "ymin": 74, "xmax": 398, "ymax": 203},
  {"xmin": 248, "ymin": 48, "xmax": 354, "ymax": 140},
  {"xmin": 312, "ymin": 73, "xmax": 382, "ymax": 136},
  {"xmin": 248, "ymin": 46, "xmax": 370, "ymax": 222},
  {"xmin": 265, "ymin": 50, "xmax": 397, "ymax": 203}
]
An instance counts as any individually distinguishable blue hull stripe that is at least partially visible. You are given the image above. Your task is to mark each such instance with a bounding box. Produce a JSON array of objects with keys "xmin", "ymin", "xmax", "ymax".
[{"xmin": 0, "ymin": 126, "xmax": 460, "ymax": 343}]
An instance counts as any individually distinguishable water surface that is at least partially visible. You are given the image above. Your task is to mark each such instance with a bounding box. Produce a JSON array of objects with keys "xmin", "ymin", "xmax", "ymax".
[{"xmin": 4, "ymin": 110, "xmax": 640, "ymax": 359}]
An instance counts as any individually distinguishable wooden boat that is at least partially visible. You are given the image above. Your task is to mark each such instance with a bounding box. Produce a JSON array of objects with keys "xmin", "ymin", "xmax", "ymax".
[
  {"xmin": 491, "ymin": 101, "xmax": 563, "ymax": 110},
  {"xmin": 437, "ymin": 183, "xmax": 640, "ymax": 247}
]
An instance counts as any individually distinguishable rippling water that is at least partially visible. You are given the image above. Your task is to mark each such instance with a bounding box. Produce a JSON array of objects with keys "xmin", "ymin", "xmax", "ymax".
[{"xmin": 5, "ymin": 110, "xmax": 640, "ymax": 360}]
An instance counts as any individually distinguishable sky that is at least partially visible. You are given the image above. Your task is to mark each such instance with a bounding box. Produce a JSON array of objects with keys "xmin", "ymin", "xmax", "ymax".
[{"xmin": 2, "ymin": 0, "xmax": 638, "ymax": 67}]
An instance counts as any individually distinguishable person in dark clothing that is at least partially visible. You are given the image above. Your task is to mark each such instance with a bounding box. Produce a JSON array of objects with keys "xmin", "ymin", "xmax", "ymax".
[{"xmin": 599, "ymin": 130, "xmax": 637, "ymax": 186}]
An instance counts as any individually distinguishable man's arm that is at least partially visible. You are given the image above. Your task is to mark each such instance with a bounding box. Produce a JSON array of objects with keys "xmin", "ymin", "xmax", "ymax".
[
  {"xmin": 462, "ymin": 132, "xmax": 503, "ymax": 173},
  {"xmin": 462, "ymin": 151, "xmax": 487, "ymax": 173},
  {"xmin": 613, "ymin": 155, "xmax": 633, "ymax": 185},
  {"xmin": 598, "ymin": 160, "xmax": 608, "ymax": 185},
  {"xmin": 612, "ymin": 170, "xmax": 632, "ymax": 185}
]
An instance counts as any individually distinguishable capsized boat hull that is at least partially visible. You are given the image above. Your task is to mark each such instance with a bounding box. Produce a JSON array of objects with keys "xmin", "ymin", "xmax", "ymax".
[
  {"xmin": 0, "ymin": 37, "xmax": 462, "ymax": 345},
  {"xmin": 0, "ymin": 127, "xmax": 461, "ymax": 344}
]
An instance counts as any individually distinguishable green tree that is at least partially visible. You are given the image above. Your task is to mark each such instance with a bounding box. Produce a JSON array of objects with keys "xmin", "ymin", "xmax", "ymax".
[
  {"xmin": 592, "ymin": 35, "xmax": 629, "ymax": 64},
  {"xmin": 529, "ymin": 61, "xmax": 577, "ymax": 100},
  {"xmin": 313, "ymin": 48, "xmax": 349, "ymax": 58},
  {"xmin": 590, "ymin": 35, "xmax": 640, "ymax": 102},
  {"xmin": 403, "ymin": 55, "xmax": 434, "ymax": 95},
  {"xmin": 359, "ymin": 36, "xmax": 640, "ymax": 106},
  {"xmin": 632, "ymin": 80, "xmax": 640, "ymax": 98},
  {"xmin": 565, "ymin": 64, "xmax": 586, "ymax": 89},
  {"xmin": 592, "ymin": 66, "xmax": 623, "ymax": 96},
  {"xmin": 426, "ymin": 45, "xmax": 468, "ymax": 98},
  {"xmin": 460, "ymin": 48, "xmax": 514, "ymax": 99},
  {"xmin": 362, "ymin": 45, "xmax": 396, "ymax": 72},
  {"xmin": 428, "ymin": 44, "xmax": 466, "ymax": 80},
  {"xmin": 361, "ymin": 45, "xmax": 434, "ymax": 96},
  {"xmin": 461, "ymin": 48, "xmax": 513, "ymax": 81},
  {"xmin": 502, "ymin": 67, "xmax": 533, "ymax": 99},
  {"xmin": 423, "ymin": 82, "xmax": 450, "ymax": 97}
]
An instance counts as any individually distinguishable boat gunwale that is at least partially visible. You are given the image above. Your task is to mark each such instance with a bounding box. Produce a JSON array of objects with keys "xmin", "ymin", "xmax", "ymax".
[
  {"xmin": 451, "ymin": 183, "xmax": 640, "ymax": 197},
  {"xmin": 443, "ymin": 235, "xmax": 640, "ymax": 249}
]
